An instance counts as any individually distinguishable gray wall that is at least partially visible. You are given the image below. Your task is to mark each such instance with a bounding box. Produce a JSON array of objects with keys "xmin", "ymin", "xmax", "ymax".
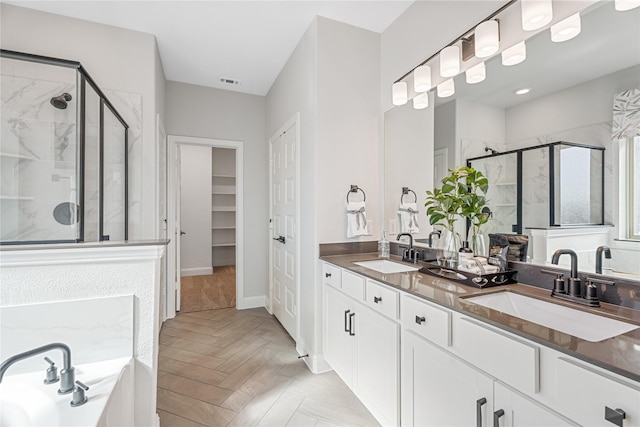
[{"xmin": 165, "ymin": 81, "xmax": 268, "ymax": 300}]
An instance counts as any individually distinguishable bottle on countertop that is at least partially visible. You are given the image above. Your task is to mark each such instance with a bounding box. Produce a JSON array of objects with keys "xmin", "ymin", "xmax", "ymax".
[
  {"xmin": 378, "ymin": 231, "xmax": 390, "ymax": 259},
  {"xmin": 459, "ymin": 240, "xmax": 474, "ymax": 260}
]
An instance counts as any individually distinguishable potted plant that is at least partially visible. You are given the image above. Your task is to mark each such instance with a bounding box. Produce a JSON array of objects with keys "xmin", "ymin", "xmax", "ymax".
[{"xmin": 425, "ymin": 166, "xmax": 490, "ymax": 262}]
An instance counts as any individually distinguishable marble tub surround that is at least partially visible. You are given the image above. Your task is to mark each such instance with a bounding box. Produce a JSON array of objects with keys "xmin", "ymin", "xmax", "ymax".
[
  {"xmin": 0, "ymin": 295, "xmax": 133, "ymax": 375},
  {"xmin": 0, "ymin": 242, "xmax": 167, "ymax": 426},
  {"xmin": 321, "ymin": 253, "xmax": 640, "ymax": 382},
  {"xmin": 0, "ymin": 357, "xmax": 133, "ymax": 427}
]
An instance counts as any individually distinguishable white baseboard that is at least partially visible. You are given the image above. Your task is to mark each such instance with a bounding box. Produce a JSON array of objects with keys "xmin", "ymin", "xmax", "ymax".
[
  {"xmin": 180, "ymin": 267, "xmax": 213, "ymax": 277},
  {"xmin": 236, "ymin": 295, "xmax": 266, "ymax": 310},
  {"xmin": 296, "ymin": 343, "xmax": 332, "ymax": 374}
]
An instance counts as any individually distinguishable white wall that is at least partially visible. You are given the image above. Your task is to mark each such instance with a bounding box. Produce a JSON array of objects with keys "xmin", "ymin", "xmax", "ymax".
[
  {"xmin": 179, "ymin": 144, "xmax": 212, "ymax": 276},
  {"xmin": 1, "ymin": 4, "xmax": 164, "ymax": 240},
  {"xmin": 165, "ymin": 81, "xmax": 267, "ymax": 299},
  {"xmin": 266, "ymin": 17, "xmax": 380, "ymax": 370}
]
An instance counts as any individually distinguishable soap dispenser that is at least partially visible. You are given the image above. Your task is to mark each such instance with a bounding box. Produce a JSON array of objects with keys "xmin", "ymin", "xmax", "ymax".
[{"xmin": 378, "ymin": 231, "xmax": 390, "ymax": 259}]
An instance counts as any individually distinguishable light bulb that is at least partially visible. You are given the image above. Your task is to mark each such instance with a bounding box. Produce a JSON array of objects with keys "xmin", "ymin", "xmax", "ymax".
[
  {"xmin": 413, "ymin": 92, "xmax": 429, "ymax": 109},
  {"xmin": 437, "ymin": 79, "xmax": 455, "ymax": 98},
  {"xmin": 502, "ymin": 41, "xmax": 527, "ymax": 66},
  {"xmin": 392, "ymin": 81, "xmax": 408, "ymax": 106},
  {"xmin": 440, "ymin": 46, "xmax": 460, "ymax": 77},
  {"xmin": 551, "ymin": 13, "xmax": 581, "ymax": 42},
  {"xmin": 615, "ymin": 0, "xmax": 640, "ymax": 11},
  {"xmin": 475, "ymin": 20, "xmax": 499, "ymax": 58},
  {"xmin": 466, "ymin": 62, "xmax": 486, "ymax": 84},
  {"xmin": 414, "ymin": 65, "xmax": 432, "ymax": 93},
  {"xmin": 521, "ymin": 0, "xmax": 553, "ymax": 31}
]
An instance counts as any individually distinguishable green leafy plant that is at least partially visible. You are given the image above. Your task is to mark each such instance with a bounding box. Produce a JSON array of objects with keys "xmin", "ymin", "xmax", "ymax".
[{"xmin": 425, "ymin": 166, "xmax": 490, "ymax": 231}]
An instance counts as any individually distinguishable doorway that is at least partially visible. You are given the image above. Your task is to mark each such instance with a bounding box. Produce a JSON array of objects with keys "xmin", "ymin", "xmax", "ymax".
[{"xmin": 166, "ymin": 135, "xmax": 244, "ymax": 319}]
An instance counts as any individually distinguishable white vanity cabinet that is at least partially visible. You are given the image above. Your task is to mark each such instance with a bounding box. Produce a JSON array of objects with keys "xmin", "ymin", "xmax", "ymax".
[
  {"xmin": 322, "ymin": 263, "xmax": 400, "ymax": 426},
  {"xmin": 322, "ymin": 260, "xmax": 640, "ymax": 427}
]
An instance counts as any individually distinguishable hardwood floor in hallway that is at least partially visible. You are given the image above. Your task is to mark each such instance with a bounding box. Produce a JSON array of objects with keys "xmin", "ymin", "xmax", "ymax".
[
  {"xmin": 180, "ymin": 266, "xmax": 236, "ymax": 313},
  {"xmin": 157, "ymin": 307, "xmax": 379, "ymax": 427}
]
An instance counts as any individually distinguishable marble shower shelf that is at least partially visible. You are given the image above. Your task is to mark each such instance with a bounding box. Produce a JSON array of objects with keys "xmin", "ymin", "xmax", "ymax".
[
  {"xmin": 0, "ymin": 152, "xmax": 38, "ymax": 161},
  {"xmin": 494, "ymin": 182, "xmax": 516, "ymax": 186},
  {"xmin": 0, "ymin": 195, "xmax": 35, "ymax": 200}
]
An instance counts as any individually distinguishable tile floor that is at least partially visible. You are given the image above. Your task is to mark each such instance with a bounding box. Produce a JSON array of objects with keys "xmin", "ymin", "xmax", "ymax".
[
  {"xmin": 180, "ymin": 266, "xmax": 236, "ymax": 312},
  {"xmin": 157, "ymin": 307, "xmax": 379, "ymax": 427}
]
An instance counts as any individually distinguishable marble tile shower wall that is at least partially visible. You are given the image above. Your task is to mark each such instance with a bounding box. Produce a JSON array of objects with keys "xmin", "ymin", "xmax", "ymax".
[
  {"xmin": 1, "ymin": 59, "xmax": 79, "ymax": 242},
  {"xmin": 0, "ymin": 56, "xmax": 143, "ymax": 243}
]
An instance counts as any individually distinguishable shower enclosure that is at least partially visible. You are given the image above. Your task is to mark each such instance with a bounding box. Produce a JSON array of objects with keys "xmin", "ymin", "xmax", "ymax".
[
  {"xmin": 467, "ymin": 141, "xmax": 605, "ymax": 235},
  {"xmin": 0, "ymin": 49, "xmax": 128, "ymax": 244}
]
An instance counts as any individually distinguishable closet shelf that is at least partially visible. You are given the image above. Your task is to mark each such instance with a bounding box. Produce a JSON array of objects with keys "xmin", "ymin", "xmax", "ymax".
[
  {"xmin": 212, "ymin": 226, "xmax": 236, "ymax": 230},
  {"xmin": 212, "ymin": 243, "xmax": 236, "ymax": 247},
  {"xmin": 212, "ymin": 185, "xmax": 236, "ymax": 195},
  {"xmin": 212, "ymin": 174, "xmax": 236, "ymax": 179},
  {"xmin": 212, "ymin": 206, "xmax": 236, "ymax": 212}
]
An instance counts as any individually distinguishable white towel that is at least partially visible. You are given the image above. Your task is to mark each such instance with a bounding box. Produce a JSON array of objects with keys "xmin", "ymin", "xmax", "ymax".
[
  {"xmin": 346, "ymin": 201, "xmax": 368, "ymax": 238},
  {"xmin": 398, "ymin": 202, "xmax": 420, "ymax": 234},
  {"xmin": 458, "ymin": 260, "xmax": 500, "ymax": 274}
]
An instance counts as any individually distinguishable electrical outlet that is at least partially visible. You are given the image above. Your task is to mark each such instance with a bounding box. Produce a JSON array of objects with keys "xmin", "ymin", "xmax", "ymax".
[{"xmin": 389, "ymin": 220, "xmax": 397, "ymax": 235}]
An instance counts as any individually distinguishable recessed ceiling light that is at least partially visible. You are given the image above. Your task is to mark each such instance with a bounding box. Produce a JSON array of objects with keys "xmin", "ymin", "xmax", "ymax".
[{"xmin": 514, "ymin": 88, "xmax": 531, "ymax": 95}]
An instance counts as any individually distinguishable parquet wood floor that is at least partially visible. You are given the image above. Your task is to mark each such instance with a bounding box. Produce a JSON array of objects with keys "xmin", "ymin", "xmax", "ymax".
[{"xmin": 157, "ymin": 307, "xmax": 379, "ymax": 427}]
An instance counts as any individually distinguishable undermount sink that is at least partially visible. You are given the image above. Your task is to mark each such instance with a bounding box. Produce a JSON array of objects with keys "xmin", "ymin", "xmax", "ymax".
[
  {"xmin": 354, "ymin": 259, "xmax": 419, "ymax": 274},
  {"xmin": 464, "ymin": 291, "xmax": 639, "ymax": 342}
]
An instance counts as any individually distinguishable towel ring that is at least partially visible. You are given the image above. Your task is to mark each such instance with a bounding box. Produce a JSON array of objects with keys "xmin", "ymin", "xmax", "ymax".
[
  {"xmin": 400, "ymin": 187, "xmax": 417, "ymax": 204},
  {"xmin": 346, "ymin": 185, "xmax": 366, "ymax": 202}
]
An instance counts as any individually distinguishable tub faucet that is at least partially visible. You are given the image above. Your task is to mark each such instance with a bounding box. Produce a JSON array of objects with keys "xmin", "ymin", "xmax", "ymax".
[
  {"xmin": 397, "ymin": 232, "xmax": 419, "ymax": 263},
  {"xmin": 595, "ymin": 245, "xmax": 611, "ymax": 274},
  {"xmin": 551, "ymin": 249, "xmax": 581, "ymax": 297},
  {"xmin": 428, "ymin": 230, "xmax": 441, "ymax": 248},
  {"xmin": 0, "ymin": 343, "xmax": 75, "ymax": 394}
]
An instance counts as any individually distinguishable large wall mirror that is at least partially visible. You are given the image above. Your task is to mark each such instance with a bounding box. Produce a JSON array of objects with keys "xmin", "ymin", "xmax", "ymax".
[{"xmin": 384, "ymin": 2, "xmax": 640, "ymax": 278}]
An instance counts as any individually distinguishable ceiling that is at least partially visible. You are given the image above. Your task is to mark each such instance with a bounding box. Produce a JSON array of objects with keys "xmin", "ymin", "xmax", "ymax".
[{"xmin": 6, "ymin": 0, "xmax": 414, "ymax": 96}]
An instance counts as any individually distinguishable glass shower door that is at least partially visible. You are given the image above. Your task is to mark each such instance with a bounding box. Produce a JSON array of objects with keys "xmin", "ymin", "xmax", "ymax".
[{"xmin": 101, "ymin": 104, "xmax": 126, "ymax": 241}]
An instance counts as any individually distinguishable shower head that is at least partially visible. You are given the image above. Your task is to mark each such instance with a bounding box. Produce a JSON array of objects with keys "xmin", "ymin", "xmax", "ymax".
[{"xmin": 50, "ymin": 93, "xmax": 72, "ymax": 110}]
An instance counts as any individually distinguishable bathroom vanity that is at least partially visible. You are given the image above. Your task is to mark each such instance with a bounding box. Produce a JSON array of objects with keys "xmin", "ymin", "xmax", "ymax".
[{"xmin": 321, "ymin": 253, "xmax": 640, "ymax": 427}]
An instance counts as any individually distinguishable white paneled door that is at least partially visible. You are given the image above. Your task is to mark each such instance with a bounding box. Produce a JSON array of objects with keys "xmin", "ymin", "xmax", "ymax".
[{"xmin": 269, "ymin": 115, "xmax": 299, "ymax": 340}]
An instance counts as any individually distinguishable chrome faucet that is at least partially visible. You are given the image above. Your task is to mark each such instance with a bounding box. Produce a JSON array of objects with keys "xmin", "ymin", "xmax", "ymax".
[
  {"xmin": 397, "ymin": 232, "xmax": 419, "ymax": 263},
  {"xmin": 0, "ymin": 343, "xmax": 75, "ymax": 394},
  {"xmin": 551, "ymin": 249, "xmax": 581, "ymax": 297},
  {"xmin": 428, "ymin": 230, "xmax": 441, "ymax": 248},
  {"xmin": 595, "ymin": 245, "xmax": 611, "ymax": 274}
]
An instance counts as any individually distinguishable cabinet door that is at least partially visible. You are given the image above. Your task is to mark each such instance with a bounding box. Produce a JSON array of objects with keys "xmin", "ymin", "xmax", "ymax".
[
  {"xmin": 356, "ymin": 304, "xmax": 400, "ymax": 426},
  {"xmin": 402, "ymin": 331, "xmax": 493, "ymax": 427},
  {"xmin": 493, "ymin": 382, "xmax": 576, "ymax": 427},
  {"xmin": 324, "ymin": 285, "xmax": 355, "ymax": 387}
]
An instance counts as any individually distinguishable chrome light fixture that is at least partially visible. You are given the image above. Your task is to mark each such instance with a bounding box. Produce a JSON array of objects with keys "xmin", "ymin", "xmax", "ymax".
[
  {"xmin": 551, "ymin": 13, "xmax": 581, "ymax": 42},
  {"xmin": 466, "ymin": 62, "xmax": 486, "ymax": 84},
  {"xmin": 521, "ymin": 0, "xmax": 553, "ymax": 31},
  {"xmin": 437, "ymin": 79, "xmax": 455, "ymax": 98},
  {"xmin": 502, "ymin": 41, "xmax": 527, "ymax": 66},
  {"xmin": 440, "ymin": 46, "xmax": 460, "ymax": 77},
  {"xmin": 614, "ymin": 0, "xmax": 640, "ymax": 11},
  {"xmin": 413, "ymin": 92, "xmax": 429, "ymax": 109},
  {"xmin": 413, "ymin": 65, "xmax": 432, "ymax": 93},
  {"xmin": 392, "ymin": 81, "xmax": 408, "ymax": 106},
  {"xmin": 474, "ymin": 20, "xmax": 500, "ymax": 58}
]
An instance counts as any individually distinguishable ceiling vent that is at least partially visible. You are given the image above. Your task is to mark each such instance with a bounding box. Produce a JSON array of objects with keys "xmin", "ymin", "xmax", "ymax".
[{"xmin": 219, "ymin": 77, "xmax": 241, "ymax": 86}]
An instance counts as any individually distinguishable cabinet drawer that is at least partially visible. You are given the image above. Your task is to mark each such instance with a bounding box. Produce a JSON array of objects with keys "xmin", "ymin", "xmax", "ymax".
[
  {"xmin": 455, "ymin": 316, "xmax": 539, "ymax": 394},
  {"xmin": 365, "ymin": 280, "xmax": 399, "ymax": 319},
  {"xmin": 402, "ymin": 295, "xmax": 451, "ymax": 347},
  {"xmin": 556, "ymin": 357, "xmax": 640, "ymax": 427},
  {"xmin": 323, "ymin": 263, "xmax": 342, "ymax": 289},
  {"xmin": 341, "ymin": 270, "xmax": 365, "ymax": 300}
]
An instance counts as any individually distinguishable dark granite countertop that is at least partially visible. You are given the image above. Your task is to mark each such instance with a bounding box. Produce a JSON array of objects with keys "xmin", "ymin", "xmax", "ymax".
[{"xmin": 321, "ymin": 252, "xmax": 640, "ymax": 383}]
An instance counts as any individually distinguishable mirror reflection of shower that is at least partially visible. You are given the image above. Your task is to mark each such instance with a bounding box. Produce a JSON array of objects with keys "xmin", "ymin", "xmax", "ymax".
[{"xmin": 50, "ymin": 92, "xmax": 72, "ymax": 109}]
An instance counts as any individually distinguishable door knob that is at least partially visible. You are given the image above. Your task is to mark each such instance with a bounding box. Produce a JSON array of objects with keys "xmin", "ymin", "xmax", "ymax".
[
  {"xmin": 180, "ymin": 231, "xmax": 186, "ymax": 235},
  {"xmin": 273, "ymin": 236, "xmax": 286, "ymax": 244}
]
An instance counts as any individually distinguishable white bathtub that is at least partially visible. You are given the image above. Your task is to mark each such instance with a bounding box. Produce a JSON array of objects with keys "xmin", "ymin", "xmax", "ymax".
[{"xmin": 0, "ymin": 357, "xmax": 133, "ymax": 427}]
